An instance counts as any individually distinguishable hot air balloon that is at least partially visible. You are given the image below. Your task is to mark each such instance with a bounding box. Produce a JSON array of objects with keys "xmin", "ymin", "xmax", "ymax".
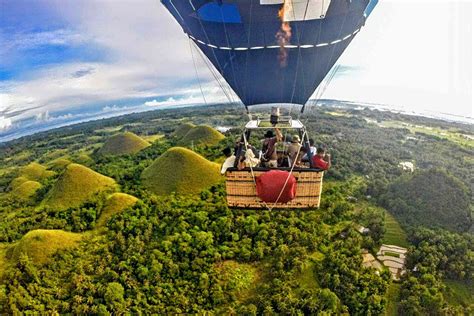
[{"xmin": 162, "ymin": 0, "xmax": 378, "ymax": 209}]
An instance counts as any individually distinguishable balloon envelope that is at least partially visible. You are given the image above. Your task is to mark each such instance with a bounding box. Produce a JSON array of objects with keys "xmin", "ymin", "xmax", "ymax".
[{"xmin": 162, "ymin": 0, "xmax": 377, "ymax": 107}]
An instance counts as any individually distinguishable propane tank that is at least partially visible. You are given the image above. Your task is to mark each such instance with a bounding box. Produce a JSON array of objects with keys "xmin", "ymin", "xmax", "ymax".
[{"xmin": 270, "ymin": 107, "xmax": 280, "ymax": 126}]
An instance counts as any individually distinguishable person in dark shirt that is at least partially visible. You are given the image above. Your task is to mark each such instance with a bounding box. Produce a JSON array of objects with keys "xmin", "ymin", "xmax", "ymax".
[
  {"xmin": 261, "ymin": 128, "xmax": 282, "ymax": 168},
  {"xmin": 312, "ymin": 147, "xmax": 331, "ymax": 170}
]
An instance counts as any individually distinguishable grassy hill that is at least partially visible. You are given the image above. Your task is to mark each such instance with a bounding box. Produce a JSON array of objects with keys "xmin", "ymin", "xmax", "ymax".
[
  {"xmin": 20, "ymin": 162, "xmax": 54, "ymax": 181},
  {"xmin": 43, "ymin": 163, "xmax": 117, "ymax": 210},
  {"xmin": 11, "ymin": 230, "xmax": 81, "ymax": 265},
  {"xmin": 10, "ymin": 176, "xmax": 30, "ymax": 189},
  {"xmin": 98, "ymin": 132, "xmax": 150, "ymax": 155},
  {"xmin": 97, "ymin": 193, "xmax": 138, "ymax": 227},
  {"xmin": 141, "ymin": 147, "xmax": 221, "ymax": 195},
  {"xmin": 179, "ymin": 125, "xmax": 224, "ymax": 147},
  {"xmin": 172, "ymin": 123, "xmax": 195, "ymax": 139},
  {"xmin": 47, "ymin": 158, "xmax": 72, "ymax": 171},
  {"xmin": 11, "ymin": 180, "xmax": 42, "ymax": 201}
]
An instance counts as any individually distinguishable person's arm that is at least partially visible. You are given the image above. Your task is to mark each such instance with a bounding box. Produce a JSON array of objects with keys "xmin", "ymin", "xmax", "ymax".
[
  {"xmin": 275, "ymin": 128, "xmax": 283, "ymax": 142},
  {"xmin": 325, "ymin": 153, "xmax": 331, "ymax": 169}
]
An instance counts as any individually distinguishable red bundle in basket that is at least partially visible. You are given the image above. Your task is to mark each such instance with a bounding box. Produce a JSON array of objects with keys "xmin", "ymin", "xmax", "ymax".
[{"xmin": 256, "ymin": 170, "xmax": 297, "ymax": 203}]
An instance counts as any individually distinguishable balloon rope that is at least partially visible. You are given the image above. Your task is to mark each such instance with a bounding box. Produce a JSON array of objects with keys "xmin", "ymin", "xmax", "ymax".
[
  {"xmin": 189, "ymin": 0, "xmax": 237, "ymax": 105},
  {"xmin": 188, "ymin": 37, "xmax": 207, "ymax": 106},
  {"xmin": 242, "ymin": 131, "xmax": 271, "ymax": 210},
  {"xmin": 269, "ymin": 130, "xmax": 307, "ymax": 211}
]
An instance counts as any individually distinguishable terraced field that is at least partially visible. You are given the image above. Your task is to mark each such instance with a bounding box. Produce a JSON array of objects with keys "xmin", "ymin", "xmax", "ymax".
[{"xmin": 383, "ymin": 211, "xmax": 409, "ymax": 248}]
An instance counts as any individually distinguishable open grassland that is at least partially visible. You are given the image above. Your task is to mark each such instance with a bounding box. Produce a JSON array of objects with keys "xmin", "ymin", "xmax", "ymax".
[
  {"xmin": 141, "ymin": 147, "xmax": 221, "ymax": 196},
  {"xmin": 94, "ymin": 126, "xmax": 124, "ymax": 134},
  {"xmin": 380, "ymin": 120, "xmax": 474, "ymax": 148},
  {"xmin": 3, "ymin": 150, "xmax": 33, "ymax": 163},
  {"xmin": 295, "ymin": 251, "xmax": 324, "ymax": 290},
  {"xmin": 142, "ymin": 134, "xmax": 164, "ymax": 142},
  {"xmin": 43, "ymin": 163, "xmax": 116, "ymax": 210},
  {"xmin": 214, "ymin": 260, "xmax": 261, "ymax": 304},
  {"xmin": 97, "ymin": 193, "xmax": 138, "ymax": 227},
  {"xmin": 41, "ymin": 149, "xmax": 69, "ymax": 162},
  {"xmin": 325, "ymin": 111, "xmax": 353, "ymax": 118},
  {"xmin": 385, "ymin": 283, "xmax": 401, "ymax": 316},
  {"xmin": 383, "ymin": 211, "xmax": 409, "ymax": 248},
  {"xmin": 98, "ymin": 132, "xmax": 150, "ymax": 156},
  {"xmin": 12, "ymin": 230, "xmax": 82, "ymax": 266},
  {"xmin": 443, "ymin": 279, "xmax": 473, "ymax": 307}
]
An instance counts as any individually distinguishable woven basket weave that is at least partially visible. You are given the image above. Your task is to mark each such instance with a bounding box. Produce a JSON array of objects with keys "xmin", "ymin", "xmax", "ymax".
[{"xmin": 226, "ymin": 169, "xmax": 324, "ymax": 209}]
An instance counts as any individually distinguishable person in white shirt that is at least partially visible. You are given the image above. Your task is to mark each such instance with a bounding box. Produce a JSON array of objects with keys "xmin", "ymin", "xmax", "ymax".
[
  {"xmin": 221, "ymin": 147, "xmax": 236, "ymax": 175},
  {"xmin": 302, "ymin": 138, "xmax": 317, "ymax": 162}
]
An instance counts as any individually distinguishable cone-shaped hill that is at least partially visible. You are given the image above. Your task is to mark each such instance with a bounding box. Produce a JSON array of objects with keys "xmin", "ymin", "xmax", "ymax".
[
  {"xmin": 19, "ymin": 162, "xmax": 54, "ymax": 181},
  {"xmin": 141, "ymin": 147, "xmax": 221, "ymax": 195},
  {"xmin": 179, "ymin": 125, "xmax": 224, "ymax": 147},
  {"xmin": 9, "ymin": 162, "xmax": 54, "ymax": 198},
  {"xmin": 172, "ymin": 123, "xmax": 195, "ymax": 139},
  {"xmin": 98, "ymin": 132, "xmax": 150, "ymax": 156},
  {"xmin": 12, "ymin": 229, "xmax": 81, "ymax": 265},
  {"xmin": 97, "ymin": 193, "xmax": 139, "ymax": 227},
  {"xmin": 43, "ymin": 163, "xmax": 117, "ymax": 211},
  {"xmin": 47, "ymin": 158, "xmax": 72, "ymax": 171},
  {"xmin": 11, "ymin": 180, "xmax": 42, "ymax": 201}
]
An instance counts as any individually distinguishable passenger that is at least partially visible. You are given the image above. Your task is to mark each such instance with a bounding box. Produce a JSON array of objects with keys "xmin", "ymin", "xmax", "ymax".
[
  {"xmin": 302, "ymin": 138, "xmax": 317, "ymax": 162},
  {"xmin": 261, "ymin": 128, "xmax": 282, "ymax": 168},
  {"xmin": 287, "ymin": 135, "xmax": 302, "ymax": 166},
  {"xmin": 237, "ymin": 144, "xmax": 260, "ymax": 169},
  {"xmin": 220, "ymin": 147, "xmax": 236, "ymax": 175},
  {"xmin": 312, "ymin": 147, "xmax": 331, "ymax": 170}
]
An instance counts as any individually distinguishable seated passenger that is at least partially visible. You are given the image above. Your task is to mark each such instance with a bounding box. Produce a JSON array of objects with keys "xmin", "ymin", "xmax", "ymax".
[
  {"xmin": 237, "ymin": 144, "xmax": 260, "ymax": 169},
  {"xmin": 287, "ymin": 135, "xmax": 302, "ymax": 166},
  {"xmin": 312, "ymin": 147, "xmax": 331, "ymax": 170},
  {"xmin": 220, "ymin": 147, "xmax": 236, "ymax": 175},
  {"xmin": 261, "ymin": 128, "xmax": 282, "ymax": 168},
  {"xmin": 302, "ymin": 138, "xmax": 317, "ymax": 162}
]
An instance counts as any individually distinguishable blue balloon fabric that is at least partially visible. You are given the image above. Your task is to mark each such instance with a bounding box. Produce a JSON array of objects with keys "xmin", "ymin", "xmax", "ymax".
[{"xmin": 162, "ymin": 0, "xmax": 378, "ymax": 107}]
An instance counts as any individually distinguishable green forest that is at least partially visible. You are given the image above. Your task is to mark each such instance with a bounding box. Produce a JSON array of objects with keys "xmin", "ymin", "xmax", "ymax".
[{"xmin": 0, "ymin": 103, "xmax": 472, "ymax": 314}]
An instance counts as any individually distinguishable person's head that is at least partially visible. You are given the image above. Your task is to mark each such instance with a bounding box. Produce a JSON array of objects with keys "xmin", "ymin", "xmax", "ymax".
[
  {"xmin": 292, "ymin": 135, "xmax": 300, "ymax": 143},
  {"xmin": 316, "ymin": 147, "xmax": 326, "ymax": 157},
  {"xmin": 309, "ymin": 138, "xmax": 315, "ymax": 146},
  {"xmin": 223, "ymin": 147, "xmax": 232, "ymax": 157},
  {"xmin": 264, "ymin": 130, "xmax": 274, "ymax": 139}
]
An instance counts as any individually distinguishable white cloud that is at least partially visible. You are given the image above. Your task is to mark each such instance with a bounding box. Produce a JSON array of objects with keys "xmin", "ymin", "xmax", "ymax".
[
  {"xmin": 0, "ymin": 116, "xmax": 12, "ymax": 131},
  {"xmin": 2, "ymin": 0, "xmax": 471, "ymax": 139},
  {"xmin": 35, "ymin": 111, "xmax": 50, "ymax": 121}
]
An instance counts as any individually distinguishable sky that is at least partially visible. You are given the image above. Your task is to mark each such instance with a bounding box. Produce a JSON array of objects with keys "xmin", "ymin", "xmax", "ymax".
[{"xmin": 0, "ymin": 0, "xmax": 472, "ymax": 142}]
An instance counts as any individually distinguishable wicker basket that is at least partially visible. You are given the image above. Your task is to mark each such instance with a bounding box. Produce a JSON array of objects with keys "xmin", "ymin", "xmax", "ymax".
[{"xmin": 226, "ymin": 168, "xmax": 324, "ymax": 209}]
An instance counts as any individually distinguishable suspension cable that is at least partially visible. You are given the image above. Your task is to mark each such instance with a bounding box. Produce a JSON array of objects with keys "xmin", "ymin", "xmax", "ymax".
[{"xmin": 188, "ymin": 37, "xmax": 207, "ymax": 105}]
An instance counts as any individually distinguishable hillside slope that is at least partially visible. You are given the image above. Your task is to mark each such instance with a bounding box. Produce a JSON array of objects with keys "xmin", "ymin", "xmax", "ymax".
[
  {"xmin": 44, "ymin": 163, "xmax": 117, "ymax": 210},
  {"xmin": 179, "ymin": 125, "xmax": 224, "ymax": 147},
  {"xmin": 141, "ymin": 147, "xmax": 221, "ymax": 195},
  {"xmin": 12, "ymin": 230, "xmax": 81, "ymax": 265},
  {"xmin": 98, "ymin": 132, "xmax": 150, "ymax": 155}
]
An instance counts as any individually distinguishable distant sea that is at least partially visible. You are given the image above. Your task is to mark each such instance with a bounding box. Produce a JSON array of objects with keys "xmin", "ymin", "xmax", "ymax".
[{"xmin": 1, "ymin": 99, "xmax": 472, "ymax": 143}]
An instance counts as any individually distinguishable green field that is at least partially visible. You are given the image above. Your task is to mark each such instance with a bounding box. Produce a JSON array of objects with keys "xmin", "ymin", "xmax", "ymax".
[
  {"xmin": 380, "ymin": 120, "xmax": 474, "ymax": 149},
  {"xmin": 385, "ymin": 283, "xmax": 401, "ymax": 316},
  {"xmin": 383, "ymin": 211, "xmax": 409, "ymax": 248}
]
